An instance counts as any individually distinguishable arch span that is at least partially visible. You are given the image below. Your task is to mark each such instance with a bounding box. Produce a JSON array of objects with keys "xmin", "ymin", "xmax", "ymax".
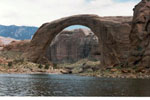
[{"xmin": 24, "ymin": 14, "xmax": 131, "ymax": 67}]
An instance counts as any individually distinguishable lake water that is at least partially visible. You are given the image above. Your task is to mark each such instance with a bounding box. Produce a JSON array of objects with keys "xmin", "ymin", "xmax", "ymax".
[{"xmin": 0, "ymin": 74, "xmax": 150, "ymax": 96}]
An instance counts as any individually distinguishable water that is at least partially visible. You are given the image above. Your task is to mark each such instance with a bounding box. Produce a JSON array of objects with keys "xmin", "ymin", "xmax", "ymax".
[{"xmin": 0, "ymin": 74, "xmax": 150, "ymax": 96}]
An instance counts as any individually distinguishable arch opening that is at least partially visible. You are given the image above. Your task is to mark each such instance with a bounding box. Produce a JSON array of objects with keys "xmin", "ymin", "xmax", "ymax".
[{"xmin": 45, "ymin": 25, "xmax": 101, "ymax": 64}]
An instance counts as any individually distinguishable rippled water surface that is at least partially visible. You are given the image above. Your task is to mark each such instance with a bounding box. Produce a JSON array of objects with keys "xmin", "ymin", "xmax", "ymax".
[{"xmin": 0, "ymin": 74, "xmax": 150, "ymax": 96}]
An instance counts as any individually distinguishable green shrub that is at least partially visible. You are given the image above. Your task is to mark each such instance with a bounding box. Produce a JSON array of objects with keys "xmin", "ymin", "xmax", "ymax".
[
  {"xmin": 53, "ymin": 63, "xmax": 57, "ymax": 69},
  {"xmin": 38, "ymin": 64, "xmax": 43, "ymax": 69},
  {"xmin": 8, "ymin": 62, "xmax": 13, "ymax": 67},
  {"xmin": 45, "ymin": 64, "xmax": 49, "ymax": 69}
]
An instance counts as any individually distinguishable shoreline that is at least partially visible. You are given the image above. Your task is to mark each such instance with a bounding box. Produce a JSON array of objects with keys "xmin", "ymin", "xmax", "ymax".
[
  {"xmin": 1, "ymin": 51, "xmax": 150, "ymax": 80},
  {"xmin": 0, "ymin": 68, "xmax": 63, "ymax": 75},
  {"xmin": 79, "ymin": 73, "xmax": 150, "ymax": 79},
  {"xmin": 1, "ymin": 70, "xmax": 150, "ymax": 79}
]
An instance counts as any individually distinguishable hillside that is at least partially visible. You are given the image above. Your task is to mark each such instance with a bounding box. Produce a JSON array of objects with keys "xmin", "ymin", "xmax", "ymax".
[{"xmin": 0, "ymin": 25, "xmax": 38, "ymax": 40}]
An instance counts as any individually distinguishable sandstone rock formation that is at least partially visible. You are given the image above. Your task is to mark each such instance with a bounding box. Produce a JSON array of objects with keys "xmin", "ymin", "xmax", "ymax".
[
  {"xmin": 0, "ymin": 39, "xmax": 3, "ymax": 47},
  {"xmin": 46, "ymin": 29, "xmax": 100, "ymax": 63},
  {"xmin": 128, "ymin": 0, "xmax": 150, "ymax": 67},
  {"xmin": 0, "ymin": 36, "xmax": 19, "ymax": 50},
  {"xmin": 0, "ymin": 36, "xmax": 18, "ymax": 46},
  {"xmin": 3, "ymin": 40, "xmax": 30, "ymax": 52},
  {"xmin": 24, "ymin": 14, "xmax": 132, "ymax": 67}
]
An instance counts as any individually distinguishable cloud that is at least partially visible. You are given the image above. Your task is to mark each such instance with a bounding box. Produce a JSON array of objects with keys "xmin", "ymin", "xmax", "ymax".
[{"xmin": 0, "ymin": 0, "xmax": 140, "ymax": 26}]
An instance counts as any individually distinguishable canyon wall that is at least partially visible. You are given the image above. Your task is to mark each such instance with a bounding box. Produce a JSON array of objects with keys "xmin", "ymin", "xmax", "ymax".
[{"xmin": 128, "ymin": 0, "xmax": 150, "ymax": 67}]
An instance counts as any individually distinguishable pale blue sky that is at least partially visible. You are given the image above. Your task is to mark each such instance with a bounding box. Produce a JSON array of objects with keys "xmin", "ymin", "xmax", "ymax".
[{"xmin": 65, "ymin": 25, "xmax": 89, "ymax": 30}]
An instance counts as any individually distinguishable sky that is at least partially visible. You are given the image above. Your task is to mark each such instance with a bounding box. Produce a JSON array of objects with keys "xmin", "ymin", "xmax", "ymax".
[
  {"xmin": 65, "ymin": 25, "xmax": 89, "ymax": 30},
  {"xmin": 0, "ymin": 0, "xmax": 141, "ymax": 27}
]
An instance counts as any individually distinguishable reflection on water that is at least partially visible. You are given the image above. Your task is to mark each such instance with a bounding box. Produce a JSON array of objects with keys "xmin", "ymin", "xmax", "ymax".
[{"xmin": 0, "ymin": 74, "xmax": 150, "ymax": 96}]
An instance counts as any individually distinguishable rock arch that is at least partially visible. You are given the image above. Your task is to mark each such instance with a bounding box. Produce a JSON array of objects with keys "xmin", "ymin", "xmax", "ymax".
[{"xmin": 24, "ymin": 14, "xmax": 131, "ymax": 67}]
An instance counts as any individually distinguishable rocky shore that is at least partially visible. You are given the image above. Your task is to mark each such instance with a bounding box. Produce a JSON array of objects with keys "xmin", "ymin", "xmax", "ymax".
[
  {"xmin": 57, "ymin": 59, "xmax": 150, "ymax": 79},
  {"xmin": 79, "ymin": 67, "xmax": 150, "ymax": 79},
  {"xmin": 0, "ymin": 50, "xmax": 150, "ymax": 79},
  {"xmin": 0, "ymin": 51, "xmax": 64, "ymax": 74}
]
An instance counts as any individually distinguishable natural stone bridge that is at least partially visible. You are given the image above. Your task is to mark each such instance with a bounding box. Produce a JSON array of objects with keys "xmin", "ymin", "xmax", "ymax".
[
  {"xmin": 24, "ymin": 0, "xmax": 150, "ymax": 67},
  {"xmin": 24, "ymin": 14, "xmax": 131, "ymax": 67}
]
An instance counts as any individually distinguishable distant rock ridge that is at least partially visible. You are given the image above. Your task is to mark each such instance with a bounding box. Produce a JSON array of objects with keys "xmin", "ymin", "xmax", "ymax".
[{"xmin": 0, "ymin": 25, "xmax": 38, "ymax": 40}]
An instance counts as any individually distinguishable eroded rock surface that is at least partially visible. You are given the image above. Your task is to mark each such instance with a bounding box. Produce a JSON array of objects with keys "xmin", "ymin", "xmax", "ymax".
[
  {"xmin": 128, "ymin": 0, "xmax": 150, "ymax": 67},
  {"xmin": 46, "ymin": 29, "xmax": 100, "ymax": 63},
  {"xmin": 24, "ymin": 14, "xmax": 132, "ymax": 67}
]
